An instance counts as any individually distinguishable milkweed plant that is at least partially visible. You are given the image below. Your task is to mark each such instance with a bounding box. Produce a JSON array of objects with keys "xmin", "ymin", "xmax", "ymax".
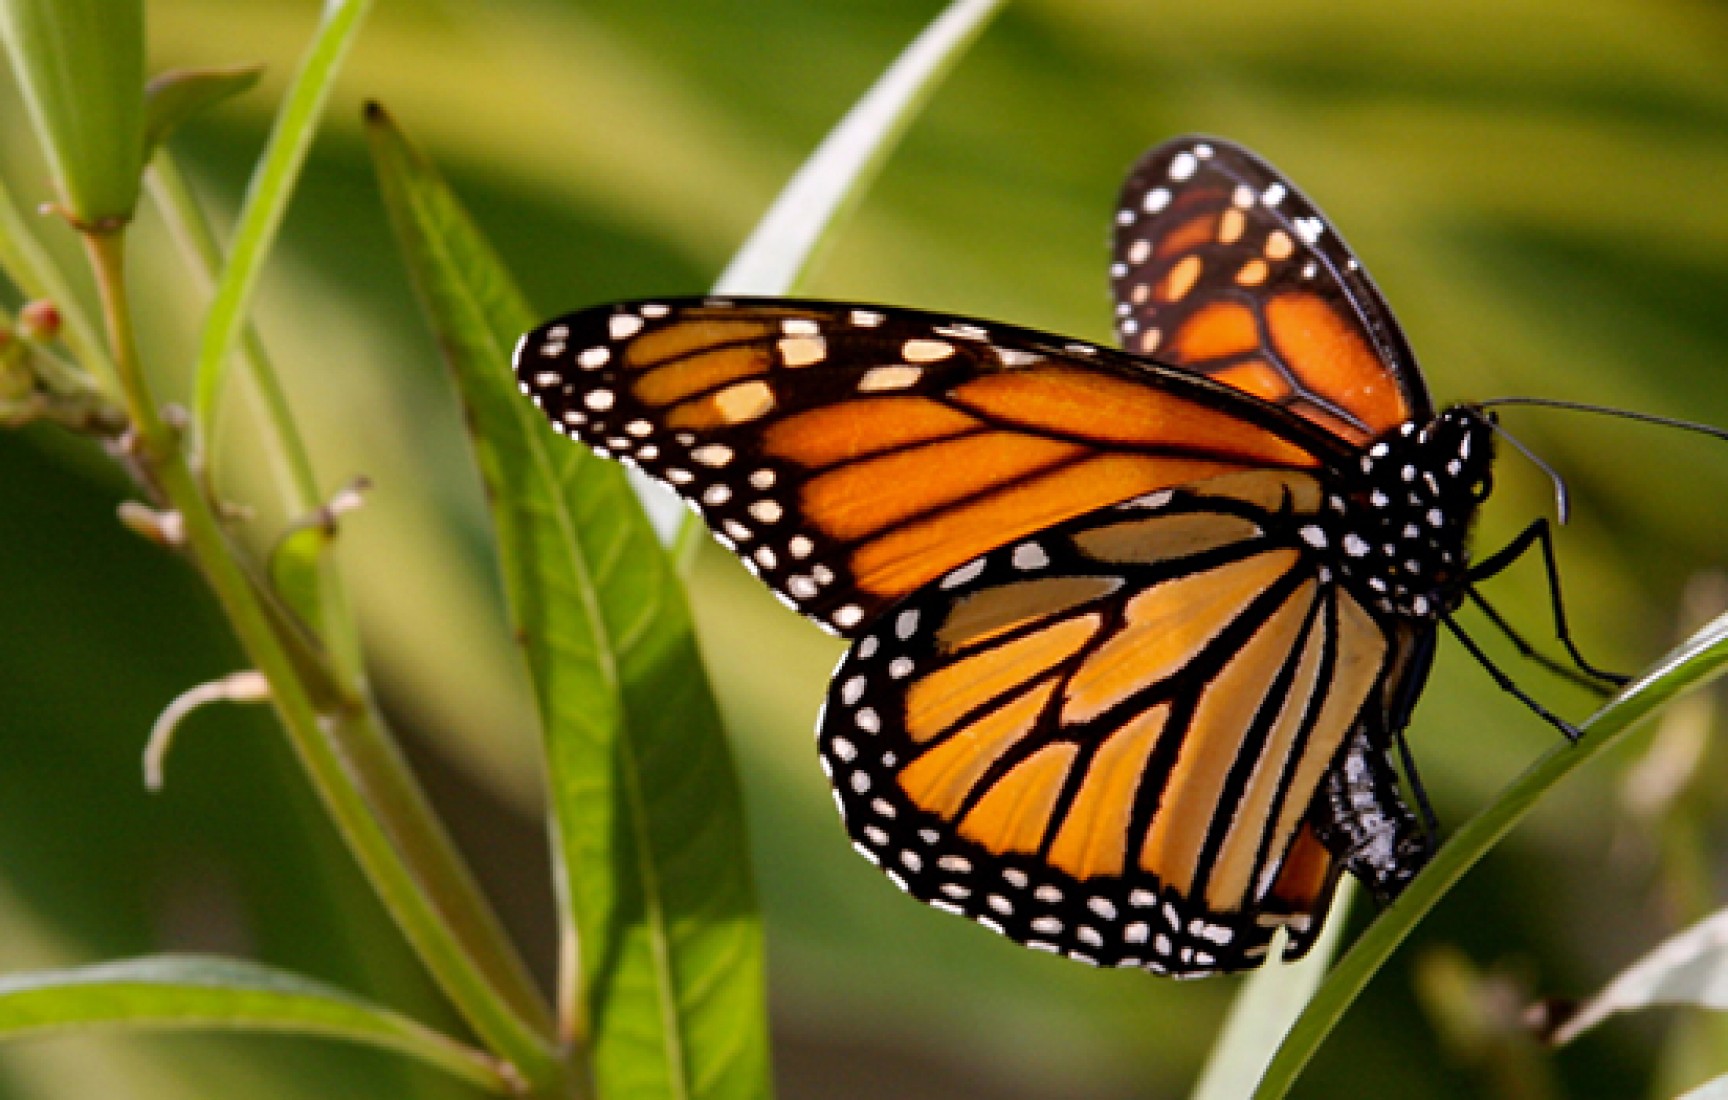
[{"xmin": 0, "ymin": 1, "xmax": 1725, "ymax": 1098}]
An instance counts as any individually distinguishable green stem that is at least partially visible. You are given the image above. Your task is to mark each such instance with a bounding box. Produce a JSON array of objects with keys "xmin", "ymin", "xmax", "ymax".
[
  {"xmin": 144, "ymin": 151, "xmax": 362, "ymax": 681},
  {"xmin": 145, "ymin": 152, "xmax": 319, "ymax": 513},
  {"xmin": 0, "ymin": 171, "xmax": 117, "ymax": 389},
  {"xmin": 83, "ymin": 229, "xmax": 568, "ymax": 1097}
]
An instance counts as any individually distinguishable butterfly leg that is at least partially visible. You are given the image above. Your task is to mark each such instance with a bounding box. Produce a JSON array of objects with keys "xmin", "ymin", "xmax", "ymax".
[
  {"xmin": 1467, "ymin": 518, "xmax": 1631, "ymax": 688},
  {"xmin": 1392, "ymin": 728, "xmax": 1439, "ymax": 847},
  {"xmin": 1442, "ymin": 615, "xmax": 1584, "ymax": 742},
  {"xmin": 1464, "ymin": 588, "xmax": 1620, "ymax": 697}
]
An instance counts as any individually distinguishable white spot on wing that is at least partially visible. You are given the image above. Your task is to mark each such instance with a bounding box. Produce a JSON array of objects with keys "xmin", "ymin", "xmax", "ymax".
[
  {"xmin": 942, "ymin": 558, "xmax": 986, "ymax": 589},
  {"xmin": 1012, "ymin": 543, "xmax": 1049, "ymax": 570},
  {"xmin": 895, "ymin": 609, "xmax": 920, "ymax": 639}
]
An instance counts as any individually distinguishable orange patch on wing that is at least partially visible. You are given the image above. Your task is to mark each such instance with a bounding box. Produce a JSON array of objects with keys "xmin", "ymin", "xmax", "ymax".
[
  {"xmin": 1153, "ymin": 213, "xmax": 1219, "ymax": 261},
  {"xmin": 1161, "ymin": 256, "xmax": 1204, "ymax": 302},
  {"xmin": 899, "ymin": 680, "xmax": 1059, "ymax": 818},
  {"xmin": 1140, "ymin": 581, "xmax": 1317, "ymax": 897},
  {"xmin": 1236, "ymin": 259, "xmax": 1270, "ymax": 286},
  {"xmin": 626, "ymin": 319, "xmax": 774, "ymax": 368},
  {"xmin": 851, "ymin": 454, "xmax": 1240, "ymax": 602},
  {"xmin": 1261, "ymin": 591, "xmax": 1388, "ymax": 880},
  {"xmin": 1206, "ymin": 589, "xmax": 1326, "ymax": 910},
  {"xmin": 1063, "ymin": 549, "xmax": 1300, "ymax": 724},
  {"xmin": 666, "ymin": 379, "xmax": 776, "ymax": 429},
  {"xmin": 1212, "ymin": 359, "xmax": 1291, "ymax": 403},
  {"xmin": 1187, "ymin": 470, "xmax": 1324, "ymax": 514},
  {"xmin": 1168, "ymin": 301, "xmax": 1260, "ymax": 364},
  {"xmin": 1047, "ymin": 706, "xmax": 1170, "ymax": 879},
  {"xmin": 633, "ymin": 345, "xmax": 772, "ymax": 406},
  {"xmin": 1264, "ymin": 824, "xmax": 1336, "ymax": 919},
  {"xmin": 762, "ymin": 397, "xmax": 980, "ymax": 468},
  {"xmin": 959, "ymin": 742, "xmax": 1080, "ymax": 855},
  {"xmin": 906, "ymin": 616, "xmax": 1096, "ymax": 742},
  {"xmin": 937, "ymin": 576, "xmax": 1122, "ymax": 652},
  {"xmin": 951, "ymin": 367, "xmax": 1320, "ymax": 467},
  {"xmin": 1264, "ymin": 291, "xmax": 1410, "ymax": 435},
  {"xmin": 1073, "ymin": 512, "xmax": 1261, "ymax": 565},
  {"xmin": 804, "ymin": 432, "xmax": 1084, "ymax": 540}
]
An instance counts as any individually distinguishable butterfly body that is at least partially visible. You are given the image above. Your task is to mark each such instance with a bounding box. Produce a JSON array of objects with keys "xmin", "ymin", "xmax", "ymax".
[
  {"xmin": 515, "ymin": 136, "xmax": 1532, "ymax": 977},
  {"xmin": 1315, "ymin": 407, "xmax": 1496, "ymax": 620}
]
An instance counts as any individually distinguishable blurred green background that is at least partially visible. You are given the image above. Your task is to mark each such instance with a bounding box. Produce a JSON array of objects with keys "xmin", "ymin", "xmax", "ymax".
[{"xmin": 4, "ymin": 0, "xmax": 1728, "ymax": 1096}]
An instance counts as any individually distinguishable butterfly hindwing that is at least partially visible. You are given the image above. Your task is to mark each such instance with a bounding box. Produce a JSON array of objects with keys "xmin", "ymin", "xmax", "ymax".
[
  {"xmin": 819, "ymin": 470, "xmax": 1399, "ymax": 976},
  {"xmin": 517, "ymin": 298, "xmax": 1349, "ymax": 636},
  {"xmin": 1112, "ymin": 136, "xmax": 1432, "ymax": 444}
]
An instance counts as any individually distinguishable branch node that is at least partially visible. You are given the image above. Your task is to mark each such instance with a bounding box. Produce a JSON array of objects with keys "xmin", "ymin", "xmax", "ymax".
[
  {"xmin": 117, "ymin": 501, "xmax": 185, "ymax": 547},
  {"xmin": 144, "ymin": 669, "xmax": 271, "ymax": 791}
]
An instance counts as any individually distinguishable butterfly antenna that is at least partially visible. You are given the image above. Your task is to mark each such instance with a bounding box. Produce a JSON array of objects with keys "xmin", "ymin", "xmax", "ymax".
[
  {"xmin": 1478, "ymin": 396, "xmax": 1728, "ymax": 445},
  {"xmin": 1485, "ymin": 418, "xmax": 1571, "ymax": 525}
]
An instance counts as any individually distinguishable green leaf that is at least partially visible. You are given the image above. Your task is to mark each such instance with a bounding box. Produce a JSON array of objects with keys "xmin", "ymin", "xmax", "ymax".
[
  {"xmin": 712, "ymin": 0, "xmax": 1007, "ymax": 296},
  {"xmin": 191, "ymin": 0, "xmax": 373, "ymax": 453},
  {"xmin": 662, "ymin": 0, "xmax": 1004, "ymax": 575},
  {"xmin": 0, "ymin": 0, "xmax": 144, "ymax": 226},
  {"xmin": 1680, "ymin": 1076, "xmax": 1728, "ymax": 1100},
  {"xmin": 366, "ymin": 105, "xmax": 770, "ymax": 1100},
  {"xmin": 1253, "ymin": 608, "xmax": 1728, "ymax": 1100},
  {"xmin": 0, "ymin": 955, "xmax": 508, "ymax": 1093},
  {"xmin": 1550, "ymin": 907, "xmax": 1728, "ymax": 1045},
  {"xmin": 144, "ymin": 64, "xmax": 264, "ymax": 155},
  {"xmin": 1190, "ymin": 883, "xmax": 1355, "ymax": 1100}
]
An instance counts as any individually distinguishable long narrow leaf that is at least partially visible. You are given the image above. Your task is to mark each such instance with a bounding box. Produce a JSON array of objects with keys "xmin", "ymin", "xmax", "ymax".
[
  {"xmin": 0, "ymin": 0, "xmax": 144, "ymax": 225},
  {"xmin": 367, "ymin": 106, "xmax": 769, "ymax": 1100},
  {"xmin": 1190, "ymin": 883, "xmax": 1354, "ymax": 1100},
  {"xmin": 1550, "ymin": 907, "xmax": 1728, "ymax": 1045},
  {"xmin": 1681, "ymin": 1076, "xmax": 1728, "ymax": 1100},
  {"xmin": 0, "ymin": 955, "xmax": 507, "ymax": 1092},
  {"xmin": 1253, "ymin": 609, "xmax": 1728, "ymax": 1099},
  {"xmin": 679, "ymin": 0, "xmax": 1005, "ymax": 563},
  {"xmin": 712, "ymin": 0, "xmax": 1006, "ymax": 296},
  {"xmin": 190, "ymin": 0, "xmax": 373, "ymax": 450}
]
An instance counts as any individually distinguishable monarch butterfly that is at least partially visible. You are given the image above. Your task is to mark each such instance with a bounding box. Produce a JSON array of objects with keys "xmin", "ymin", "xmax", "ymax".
[{"xmin": 513, "ymin": 136, "xmax": 1623, "ymax": 977}]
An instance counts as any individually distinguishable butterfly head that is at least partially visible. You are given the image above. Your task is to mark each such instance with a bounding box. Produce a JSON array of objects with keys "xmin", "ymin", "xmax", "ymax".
[{"xmin": 1329, "ymin": 406, "xmax": 1497, "ymax": 620}]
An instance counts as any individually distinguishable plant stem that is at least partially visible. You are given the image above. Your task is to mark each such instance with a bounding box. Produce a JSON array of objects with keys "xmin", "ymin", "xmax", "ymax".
[
  {"xmin": 146, "ymin": 152, "xmax": 318, "ymax": 513},
  {"xmin": 82, "ymin": 228, "xmax": 569, "ymax": 1097},
  {"xmin": 0, "ymin": 171, "xmax": 117, "ymax": 389},
  {"xmin": 144, "ymin": 151, "xmax": 363, "ymax": 681}
]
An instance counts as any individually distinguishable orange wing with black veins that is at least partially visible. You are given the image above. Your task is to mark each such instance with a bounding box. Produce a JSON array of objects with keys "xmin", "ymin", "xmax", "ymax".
[{"xmin": 1111, "ymin": 135, "xmax": 1431, "ymax": 445}]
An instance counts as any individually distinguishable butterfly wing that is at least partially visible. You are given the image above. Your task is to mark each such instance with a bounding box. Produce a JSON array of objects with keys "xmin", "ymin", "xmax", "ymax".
[
  {"xmin": 820, "ymin": 470, "xmax": 1399, "ymax": 975},
  {"xmin": 517, "ymin": 299, "xmax": 1350, "ymax": 635},
  {"xmin": 1111, "ymin": 136, "xmax": 1432, "ymax": 444}
]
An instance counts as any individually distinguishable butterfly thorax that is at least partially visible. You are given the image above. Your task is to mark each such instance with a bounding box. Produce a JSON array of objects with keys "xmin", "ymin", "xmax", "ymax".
[{"xmin": 1309, "ymin": 405, "xmax": 1496, "ymax": 620}]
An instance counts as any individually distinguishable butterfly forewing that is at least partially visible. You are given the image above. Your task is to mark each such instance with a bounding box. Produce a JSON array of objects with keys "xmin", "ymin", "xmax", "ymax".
[
  {"xmin": 820, "ymin": 471, "xmax": 1395, "ymax": 975},
  {"xmin": 1111, "ymin": 136, "xmax": 1431, "ymax": 443},
  {"xmin": 517, "ymin": 299, "xmax": 1346, "ymax": 636}
]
